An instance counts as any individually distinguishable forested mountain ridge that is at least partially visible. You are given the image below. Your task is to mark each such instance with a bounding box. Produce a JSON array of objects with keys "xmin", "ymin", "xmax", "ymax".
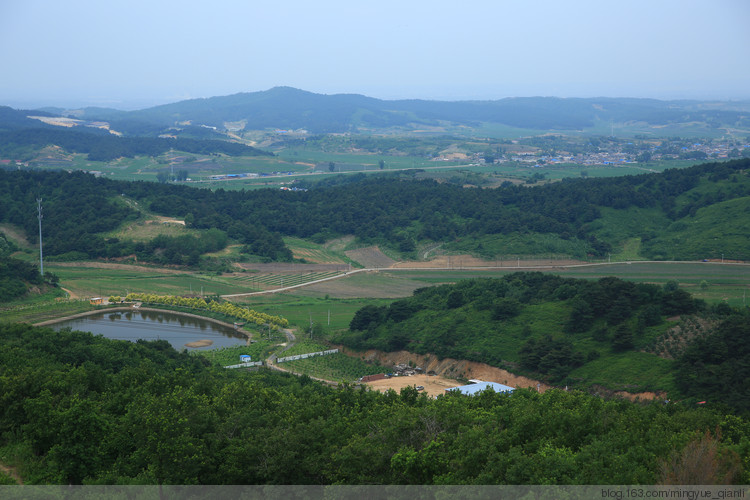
[
  {"xmin": 54, "ymin": 87, "xmax": 750, "ymax": 134},
  {"xmin": 1, "ymin": 158, "xmax": 749, "ymax": 265},
  {"xmin": 0, "ymin": 322, "xmax": 747, "ymax": 485}
]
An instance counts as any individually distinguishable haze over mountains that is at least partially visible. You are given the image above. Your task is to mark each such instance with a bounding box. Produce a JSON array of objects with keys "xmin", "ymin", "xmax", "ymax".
[{"xmin": 23, "ymin": 87, "xmax": 750, "ymax": 136}]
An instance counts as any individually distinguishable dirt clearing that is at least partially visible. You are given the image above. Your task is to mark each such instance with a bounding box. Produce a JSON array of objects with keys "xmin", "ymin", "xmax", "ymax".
[{"xmin": 365, "ymin": 374, "xmax": 462, "ymax": 398}]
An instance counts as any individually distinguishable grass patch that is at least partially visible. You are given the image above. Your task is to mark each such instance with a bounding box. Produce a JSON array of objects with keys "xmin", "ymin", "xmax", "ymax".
[
  {"xmin": 1, "ymin": 298, "xmax": 96, "ymax": 324},
  {"xmin": 284, "ymin": 237, "xmax": 349, "ymax": 264},
  {"xmin": 235, "ymin": 295, "xmax": 394, "ymax": 331},
  {"xmin": 280, "ymin": 353, "xmax": 385, "ymax": 383},
  {"xmin": 277, "ymin": 339, "xmax": 331, "ymax": 357},
  {"xmin": 446, "ymin": 232, "xmax": 593, "ymax": 259},
  {"xmin": 194, "ymin": 342, "xmax": 279, "ymax": 366},
  {"xmin": 643, "ymin": 197, "xmax": 750, "ymax": 261},
  {"xmin": 570, "ymin": 351, "xmax": 676, "ymax": 394},
  {"xmin": 107, "ymin": 219, "xmax": 199, "ymax": 242},
  {"xmin": 46, "ymin": 264, "xmax": 254, "ymax": 298}
]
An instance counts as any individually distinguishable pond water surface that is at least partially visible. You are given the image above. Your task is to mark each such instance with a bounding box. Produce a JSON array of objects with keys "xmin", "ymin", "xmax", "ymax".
[{"xmin": 52, "ymin": 310, "xmax": 248, "ymax": 350}]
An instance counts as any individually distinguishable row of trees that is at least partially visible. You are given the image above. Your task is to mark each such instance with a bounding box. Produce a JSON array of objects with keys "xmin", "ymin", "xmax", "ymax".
[
  {"xmin": 121, "ymin": 292, "xmax": 288, "ymax": 328},
  {"xmin": 0, "ymin": 322, "xmax": 747, "ymax": 485}
]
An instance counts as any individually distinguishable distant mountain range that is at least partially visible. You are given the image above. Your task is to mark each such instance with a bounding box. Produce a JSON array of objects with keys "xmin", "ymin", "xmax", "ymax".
[{"xmin": 6, "ymin": 86, "xmax": 750, "ymax": 136}]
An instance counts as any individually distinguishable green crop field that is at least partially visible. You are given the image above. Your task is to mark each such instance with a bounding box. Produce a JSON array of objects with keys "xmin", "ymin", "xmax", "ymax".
[
  {"xmin": 194, "ymin": 342, "xmax": 280, "ymax": 367},
  {"xmin": 235, "ymin": 295, "xmax": 394, "ymax": 331},
  {"xmin": 232, "ymin": 271, "xmax": 345, "ymax": 290},
  {"xmin": 280, "ymin": 353, "xmax": 386, "ymax": 383},
  {"xmin": 45, "ymin": 264, "xmax": 255, "ymax": 298}
]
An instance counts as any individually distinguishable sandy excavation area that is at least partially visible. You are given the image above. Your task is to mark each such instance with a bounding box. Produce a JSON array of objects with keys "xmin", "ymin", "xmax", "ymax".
[{"xmin": 364, "ymin": 374, "xmax": 462, "ymax": 398}]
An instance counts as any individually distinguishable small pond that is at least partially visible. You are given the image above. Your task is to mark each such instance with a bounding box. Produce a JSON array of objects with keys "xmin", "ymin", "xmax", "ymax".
[{"xmin": 52, "ymin": 310, "xmax": 248, "ymax": 350}]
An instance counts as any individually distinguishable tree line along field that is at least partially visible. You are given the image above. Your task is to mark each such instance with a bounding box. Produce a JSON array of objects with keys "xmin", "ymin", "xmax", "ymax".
[{"xmin": 6, "ymin": 159, "xmax": 750, "ymax": 269}]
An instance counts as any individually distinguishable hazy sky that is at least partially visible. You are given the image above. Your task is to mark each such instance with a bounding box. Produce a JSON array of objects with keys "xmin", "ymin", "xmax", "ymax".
[{"xmin": 1, "ymin": 0, "xmax": 749, "ymax": 108}]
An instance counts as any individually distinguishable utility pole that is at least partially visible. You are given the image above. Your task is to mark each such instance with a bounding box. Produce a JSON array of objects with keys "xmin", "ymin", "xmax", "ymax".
[{"xmin": 36, "ymin": 198, "xmax": 44, "ymax": 277}]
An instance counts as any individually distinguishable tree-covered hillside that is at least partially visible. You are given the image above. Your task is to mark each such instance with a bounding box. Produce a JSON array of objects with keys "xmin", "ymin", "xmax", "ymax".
[
  {"xmin": 1, "ymin": 158, "xmax": 749, "ymax": 264},
  {"xmin": 337, "ymin": 273, "xmax": 750, "ymax": 412},
  {"xmin": 0, "ymin": 322, "xmax": 746, "ymax": 485},
  {"xmin": 336, "ymin": 274, "xmax": 701, "ymax": 385}
]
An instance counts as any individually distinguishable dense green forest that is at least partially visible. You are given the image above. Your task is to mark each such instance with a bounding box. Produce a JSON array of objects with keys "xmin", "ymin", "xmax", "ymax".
[
  {"xmin": 336, "ymin": 273, "xmax": 739, "ymax": 395},
  {"xmin": 1, "ymin": 158, "xmax": 749, "ymax": 265},
  {"xmin": 0, "ymin": 322, "xmax": 747, "ymax": 485}
]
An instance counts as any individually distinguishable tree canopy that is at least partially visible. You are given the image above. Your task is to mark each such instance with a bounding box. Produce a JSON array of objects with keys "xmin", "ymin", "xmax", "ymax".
[{"xmin": 0, "ymin": 322, "xmax": 747, "ymax": 485}]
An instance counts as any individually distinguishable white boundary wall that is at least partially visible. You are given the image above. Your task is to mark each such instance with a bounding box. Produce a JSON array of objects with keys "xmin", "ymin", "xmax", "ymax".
[{"xmin": 277, "ymin": 349, "xmax": 339, "ymax": 363}]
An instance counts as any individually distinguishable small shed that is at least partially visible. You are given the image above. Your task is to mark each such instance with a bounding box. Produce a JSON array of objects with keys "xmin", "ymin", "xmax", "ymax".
[
  {"xmin": 239, "ymin": 355, "xmax": 252, "ymax": 363},
  {"xmin": 447, "ymin": 381, "xmax": 515, "ymax": 396},
  {"xmin": 89, "ymin": 297, "xmax": 105, "ymax": 305}
]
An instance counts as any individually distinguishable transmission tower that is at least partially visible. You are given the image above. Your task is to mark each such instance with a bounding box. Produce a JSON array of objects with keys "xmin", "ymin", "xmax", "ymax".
[{"xmin": 36, "ymin": 198, "xmax": 44, "ymax": 276}]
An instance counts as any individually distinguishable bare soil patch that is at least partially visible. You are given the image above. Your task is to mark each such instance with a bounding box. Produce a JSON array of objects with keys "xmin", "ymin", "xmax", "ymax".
[
  {"xmin": 345, "ymin": 246, "xmax": 396, "ymax": 268},
  {"xmin": 348, "ymin": 349, "xmax": 552, "ymax": 393},
  {"xmin": 348, "ymin": 348, "xmax": 666, "ymax": 401},
  {"xmin": 366, "ymin": 373, "xmax": 462, "ymax": 398},
  {"xmin": 184, "ymin": 339, "xmax": 213, "ymax": 348}
]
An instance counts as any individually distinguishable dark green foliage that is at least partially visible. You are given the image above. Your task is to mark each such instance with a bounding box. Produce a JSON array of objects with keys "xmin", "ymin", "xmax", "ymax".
[
  {"xmin": 676, "ymin": 312, "xmax": 750, "ymax": 414},
  {"xmin": 349, "ymin": 304, "xmax": 384, "ymax": 331},
  {"xmin": 337, "ymin": 273, "xmax": 703, "ymax": 380},
  {"xmin": 519, "ymin": 335, "xmax": 584, "ymax": 381},
  {"xmin": 1, "ymin": 322, "xmax": 748, "ymax": 485},
  {"xmin": 0, "ymin": 245, "xmax": 44, "ymax": 301},
  {"xmin": 612, "ymin": 323, "xmax": 635, "ymax": 352},
  {"xmin": 3, "ymin": 158, "xmax": 750, "ymax": 264},
  {"xmin": 491, "ymin": 297, "xmax": 521, "ymax": 320}
]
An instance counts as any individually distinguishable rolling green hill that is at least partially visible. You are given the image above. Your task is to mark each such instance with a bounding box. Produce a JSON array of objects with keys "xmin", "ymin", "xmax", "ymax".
[
  {"xmin": 333, "ymin": 273, "xmax": 703, "ymax": 392},
  {"xmin": 2, "ymin": 158, "xmax": 749, "ymax": 265},
  {"xmin": 334, "ymin": 273, "xmax": 750, "ymax": 412}
]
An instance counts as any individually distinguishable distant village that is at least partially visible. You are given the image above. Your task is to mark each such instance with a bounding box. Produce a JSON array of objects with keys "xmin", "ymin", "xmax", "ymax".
[{"xmin": 468, "ymin": 137, "xmax": 750, "ymax": 168}]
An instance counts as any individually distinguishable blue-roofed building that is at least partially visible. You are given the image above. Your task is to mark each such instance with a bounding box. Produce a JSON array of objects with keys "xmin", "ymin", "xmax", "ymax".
[{"xmin": 446, "ymin": 381, "xmax": 515, "ymax": 396}]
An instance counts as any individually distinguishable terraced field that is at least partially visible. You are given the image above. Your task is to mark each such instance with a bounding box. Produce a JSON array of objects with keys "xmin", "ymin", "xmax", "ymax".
[
  {"xmin": 231, "ymin": 270, "xmax": 346, "ymax": 290},
  {"xmin": 285, "ymin": 237, "xmax": 348, "ymax": 264},
  {"xmin": 345, "ymin": 246, "xmax": 396, "ymax": 268}
]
